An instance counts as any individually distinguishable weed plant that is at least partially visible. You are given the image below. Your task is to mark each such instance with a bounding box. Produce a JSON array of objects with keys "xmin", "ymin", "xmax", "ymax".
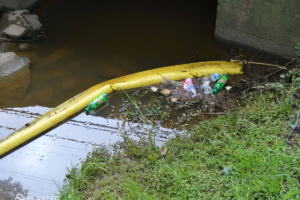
[{"xmin": 58, "ymin": 88, "xmax": 300, "ymax": 199}]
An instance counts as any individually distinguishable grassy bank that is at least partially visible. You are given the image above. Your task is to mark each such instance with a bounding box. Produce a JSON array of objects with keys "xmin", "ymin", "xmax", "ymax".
[{"xmin": 58, "ymin": 86, "xmax": 300, "ymax": 199}]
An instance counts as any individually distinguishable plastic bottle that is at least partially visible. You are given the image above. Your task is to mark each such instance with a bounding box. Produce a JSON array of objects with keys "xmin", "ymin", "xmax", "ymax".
[
  {"xmin": 183, "ymin": 78, "xmax": 196, "ymax": 96},
  {"xmin": 213, "ymin": 74, "xmax": 229, "ymax": 94},
  {"xmin": 199, "ymin": 73, "xmax": 220, "ymax": 95},
  {"xmin": 85, "ymin": 92, "xmax": 109, "ymax": 113},
  {"xmin": 200, "ymin": 85, "xmax": 213, "ymax": 95},
  {"xmin": 161, "ymin": 76, "xmax": 180, "ymax": 87},
  {"xmin": 202, "ymin": 73, "xmax": 221, "ymax": 83}
]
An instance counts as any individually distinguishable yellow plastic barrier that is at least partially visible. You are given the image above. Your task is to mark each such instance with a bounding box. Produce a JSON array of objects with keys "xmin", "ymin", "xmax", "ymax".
[{"xmin": 0, "ymin": 61, "xmax": 243, "ymax": 156}]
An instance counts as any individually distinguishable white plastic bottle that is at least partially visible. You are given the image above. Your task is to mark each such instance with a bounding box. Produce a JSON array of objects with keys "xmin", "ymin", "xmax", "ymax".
[{"xmin": 202, "ymin": 73, "xmax": 221, "ymax": 83}]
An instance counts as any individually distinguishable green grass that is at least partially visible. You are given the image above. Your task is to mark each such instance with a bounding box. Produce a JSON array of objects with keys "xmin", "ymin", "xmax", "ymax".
[{"xmin": 57, "ymin": 89, "xmax": 300, "ymax": 200}]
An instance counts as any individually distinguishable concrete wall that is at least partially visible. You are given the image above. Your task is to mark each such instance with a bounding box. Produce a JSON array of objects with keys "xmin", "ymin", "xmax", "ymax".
[
  {"xmin": 215, "ymin": 0, "xmax": 300, "ymax": 59},
  {"xmin": 0, "ymin": 0, "xmax": 44, "ymax": 10}
]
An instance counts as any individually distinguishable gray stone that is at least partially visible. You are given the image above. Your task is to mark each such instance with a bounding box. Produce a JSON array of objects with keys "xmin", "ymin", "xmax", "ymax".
[
  {"xmin": 0, "ymin": 10, "xmax": 43, "ymax": 39},
  {"xmin": 0, "ymin": 52, "xmax": 30, "ymax": 77},
  {"xmin": 0, "ymin": 61, "xmax": 30, "ymax": 103},
  {"xmin": 7, "ymin": 10, "xmax": 30, "ymax": 22},
  {"xmin": 23, "ymin": 14, "xmax": 42, "ymax": 37},
  {"xmin": 2, "ymin": 24, "xmax": 28, "ymax": 39}
]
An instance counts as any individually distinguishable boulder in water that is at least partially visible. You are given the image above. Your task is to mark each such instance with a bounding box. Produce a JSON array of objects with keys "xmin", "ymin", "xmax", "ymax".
[
  {"xmin": 2, "ymin": 24, "xmax": 28, "ymax": 39},
  {"xmin": 0, "ymin": 52, "xmax": 30, "ymax": 76}
]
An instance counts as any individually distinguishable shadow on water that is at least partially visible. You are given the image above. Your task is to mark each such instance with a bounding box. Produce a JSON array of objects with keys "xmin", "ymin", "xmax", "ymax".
[{"xmin": 0, "ymin": 0, "xmax": 228, "ymax": 197}]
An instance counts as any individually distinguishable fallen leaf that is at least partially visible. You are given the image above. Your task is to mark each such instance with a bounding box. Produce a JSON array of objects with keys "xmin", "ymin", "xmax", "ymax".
[
  {"xmin": 171, "ymin": 97, "xmax": 178, "ymax": 102},
  {"xmin": 151, "ymin": 87, "xmax": 158, "ymax": 92},
  {"xmin": 161, "ymin": 147, "xmax": 168, "ymax": 155},
  {"xmin": 161, "ymin": 89, "xmax": 171, "ymax": 95}
]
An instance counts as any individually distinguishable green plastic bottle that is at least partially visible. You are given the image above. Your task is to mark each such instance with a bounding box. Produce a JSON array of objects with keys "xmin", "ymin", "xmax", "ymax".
[
  {"xmin": 85, "ymin": 92, "xmax": 109, "ymax": 113},
  {"xmin": 213, "ymin": 74, "xmax": 229, "ymax": 94}
]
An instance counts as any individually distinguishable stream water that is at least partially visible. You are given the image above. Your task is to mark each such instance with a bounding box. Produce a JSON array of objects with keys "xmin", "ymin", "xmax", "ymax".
[{"xmin": 0, "ymin": 0, "xmax": 230, "ymax": 198}]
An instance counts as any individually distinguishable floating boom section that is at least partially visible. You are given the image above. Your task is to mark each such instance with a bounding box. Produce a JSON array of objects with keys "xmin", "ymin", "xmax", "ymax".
[{"xmin": 0, "ymin": 61, "xmax": 243, "ymax": 156}]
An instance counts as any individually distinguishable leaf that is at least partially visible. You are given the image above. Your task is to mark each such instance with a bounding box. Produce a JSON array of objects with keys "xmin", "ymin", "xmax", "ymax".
[
  {"xmin": 161, "ymin": 147, "xmax": 168, "ymax": 155},
  {"xmin": 171, "ymin": 97, "xmax": 178, "ymax": 102},
  {"xmin": 161, "ymin": 89, "xmax": 171, "ymax": 95},
  {"xmin": 280, "ymin": 74, "xmax": 286, "ymax": 78}
]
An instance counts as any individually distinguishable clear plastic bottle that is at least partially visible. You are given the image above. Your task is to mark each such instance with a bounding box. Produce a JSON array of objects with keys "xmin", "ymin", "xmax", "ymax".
[
  {"xmin": 202, "ymin": 73, "xmax": 221, "ymax": 83},
  {"xmin": 200, "ymin": 85, "xmax": 213, "ymax": 95},
  {"xmin": 85, "ymin": 92, "xmax": 109, "ymax": 113},
  {"xmin": 199, "ymin": 73, "xmax": 221, "ymax": 95}
]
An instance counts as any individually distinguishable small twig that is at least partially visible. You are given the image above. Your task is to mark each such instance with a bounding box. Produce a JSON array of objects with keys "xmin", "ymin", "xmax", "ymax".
[
  {"xmin": 283, "ymin": 58, "xmax": 297, "ymax": 68},
  {"xmin": 248, "ymin": 61, "xmax": 286, "ymax": 69},
  {"xmin": 265, "ymin": 68, "xmax": 286, "ymax": 79},
  {"xmin": 287, "ymin": 108, "xmax": 300, "ymax": 140},
  {"xmin": 231, "ymin": 59, "xmax": 286, "ymax": 69},
  {"xmin": 265, "ymin": 58, "xmax": 297, "ymax": 79}
]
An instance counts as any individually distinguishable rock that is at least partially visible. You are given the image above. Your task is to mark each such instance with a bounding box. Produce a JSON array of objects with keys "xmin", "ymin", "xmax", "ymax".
[
  {"xmin": 23, "ymin": 14, "xmax": 42, "ymax": 37},
  {"xmin": 2, "ymin": 24, "xmax": 28, "ymax": 39},
  {"xmin": 0, "ymin": 65, "xmax": 30, "ymax": 101},
  {"xmin": 0, "ymin": 52, "xmax": 30, "ymax": 76},
  {"xmin": 0, "ymin": 10, "xmax": 43, "ymax": 39},
  {"xmin": 61, "ymin": 78, "xmax": 78, "ymax": 91},
  {"xmin": 7, "ymin": 10, "xmax": 30, "ymax": 21},
  {"xmin": 0, "ymin": 52, "xmax": 30, "ymax": 105},
  {"xmin": 19, "ymin": 43, "xmax": 30, "ymax": 50}
]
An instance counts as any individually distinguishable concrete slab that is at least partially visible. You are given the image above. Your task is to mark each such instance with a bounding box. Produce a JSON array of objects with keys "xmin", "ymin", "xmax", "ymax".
[{"xmin": 215, "ymin": 0, "xmax": 300, "ymax": 59}]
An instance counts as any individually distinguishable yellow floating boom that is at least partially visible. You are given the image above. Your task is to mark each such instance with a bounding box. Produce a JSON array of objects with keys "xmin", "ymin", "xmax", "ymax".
[{"xmin": 0, "ymin": 61, "xmax": 243, "ymax": 156}]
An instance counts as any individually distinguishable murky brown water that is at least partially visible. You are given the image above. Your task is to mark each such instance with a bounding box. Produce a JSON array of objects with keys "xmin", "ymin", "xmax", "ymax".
[
  {"xmin": 1, "ymin": 0, "xmax": 227, "ymax": 108},
  {"xmin": 0, "ymin": 0, "xmax": 230, "ymax": 197}
]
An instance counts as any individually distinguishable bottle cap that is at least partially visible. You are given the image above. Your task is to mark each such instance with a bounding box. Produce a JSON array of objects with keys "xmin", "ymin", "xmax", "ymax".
[{"xmin": 214, "ymin": 73, "xmax": 220, "ymax": 80}]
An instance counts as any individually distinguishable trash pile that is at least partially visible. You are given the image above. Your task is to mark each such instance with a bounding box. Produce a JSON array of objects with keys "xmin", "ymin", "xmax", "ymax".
[{"xmin": 147, "ymin": 73, "xmax": 240, "ymax": 110}]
